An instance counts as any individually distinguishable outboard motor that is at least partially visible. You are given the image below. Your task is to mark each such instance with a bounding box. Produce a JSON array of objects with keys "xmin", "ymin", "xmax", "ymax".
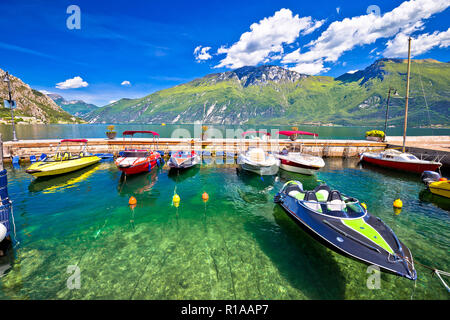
[{"xmin": 421, "ymin": 171, "xmax": 441, "ymax": 185}]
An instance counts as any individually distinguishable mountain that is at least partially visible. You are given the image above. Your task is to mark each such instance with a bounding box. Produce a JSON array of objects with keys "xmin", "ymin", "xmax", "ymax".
[
  {"xmin": 0, "ymin": 68, "xmax": 82, "ymax": 124},
  {"xmin": 87, "ymin": 60, "xmax": 449, "ymax": 126},
  {"xmin": 47, "ymin": 93, "xmax": 98, "ymax": 118}
]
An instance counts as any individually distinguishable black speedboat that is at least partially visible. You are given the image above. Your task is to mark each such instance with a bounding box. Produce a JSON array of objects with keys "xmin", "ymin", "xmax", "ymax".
[{"xmin": 274, "ymin": 181, "xmax": 417, "ymax": 280}]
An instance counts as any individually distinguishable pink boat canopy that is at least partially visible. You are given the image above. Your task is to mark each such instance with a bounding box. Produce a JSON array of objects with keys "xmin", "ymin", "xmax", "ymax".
[
  {"xmin": 122, "ymin": 130, "xmax": 160, "ymax": 136},
  {"xmin": 241, "ymin": 131, "xmax": 271, "ymax": 137},
  {"xmin": 278, "ymin": 130, "xmax": 318, "ymax": 137},
  {"xmin": 60, "ymin": 139, "xmax": 88, "ymax": 143}
]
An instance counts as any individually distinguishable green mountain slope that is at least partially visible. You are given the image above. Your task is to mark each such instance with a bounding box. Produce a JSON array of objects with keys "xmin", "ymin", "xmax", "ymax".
[
  {"xmin": 0, "ymin": 68, "xmax": 82, "ymax": 124},
  {"xmin": 86, "ymin": 59, "xmax": 450, "ymax": 126},
  {"xmin": 48, "ymin": 93, "xmax": 98, "ymax": 117}
]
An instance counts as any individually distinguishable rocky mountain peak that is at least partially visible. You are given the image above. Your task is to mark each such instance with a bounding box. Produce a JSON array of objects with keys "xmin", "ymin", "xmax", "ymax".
[{"xmin": 216, "ymin": 65, "xmax": 308, "ymax": 87}]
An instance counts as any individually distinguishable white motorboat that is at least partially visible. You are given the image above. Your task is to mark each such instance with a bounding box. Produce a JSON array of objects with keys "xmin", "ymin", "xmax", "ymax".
[
  {"xmin": 238, "ymin": 147, "xmax": 280, "ymax": 175},
  {"xmin": 275, "ymin": 130, "xmax": 325, "ymax": 175}
]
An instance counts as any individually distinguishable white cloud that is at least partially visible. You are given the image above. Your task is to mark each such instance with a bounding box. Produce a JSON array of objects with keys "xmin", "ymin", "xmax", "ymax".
[
  {"xmin": 121, "ymin": 80, "xmax": 132, "ymax": 86},
  {"xmin": 55, "ymin": 76, "xmax": 88, "ymax": 89},
  {"xmin": 383, "ymin": 28, "xmax": 450, "ymax": 57},
  {"xmin": 282, "ymin": 0, "xmax": 449, "ymax": 74},
  {"xmin": 289, "ymin": 61, "xmax": 330, "ymax": 75},
  {"xmin": 215, "ymin": 8, "xmax": 324, "ymax": 69},
  {"xmin": 194, "ymin": 46, "xmax": 212, "ymax": 62}
]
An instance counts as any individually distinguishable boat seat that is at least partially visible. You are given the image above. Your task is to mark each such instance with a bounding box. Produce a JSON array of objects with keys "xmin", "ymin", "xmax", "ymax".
[
  {"xmin": 62, "ymin": 152, "xmax": 70, "ymax": 161},
  {"xmin": 313, "ymin": 185, "xmax": 331, "ymax": 201},
  {"xmin": 303, "ymin": 191, "xmax": 322, "ymax": 212},
  {"xmin": 249, "ymin": 149, "xmax": 265, "ymax": 162},
  {"xmin": 288, "ymin": 190, "xmax": 305, "ymax": 200},
  {"xmin": 326, "ymin": 190, "xmax": 346, "ymax": 211},
  {"xmin": 327, "ymin": 200, "xmax": 347, "ymax": 211}
]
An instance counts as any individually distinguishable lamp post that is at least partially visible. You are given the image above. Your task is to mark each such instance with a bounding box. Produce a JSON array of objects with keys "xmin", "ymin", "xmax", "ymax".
[
  {"xmin": 3, "ymin": 72, "xmax": 18, "ymax": 142},
  {"xmin": 383, "ymin": 87, "xmax": 398, "ymax": 142}
]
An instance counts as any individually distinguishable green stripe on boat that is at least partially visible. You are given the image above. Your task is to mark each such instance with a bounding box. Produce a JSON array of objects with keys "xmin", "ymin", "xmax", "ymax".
[{"xmin": 342, "ymin": 218, "xmax": 394, "ymax": 254}]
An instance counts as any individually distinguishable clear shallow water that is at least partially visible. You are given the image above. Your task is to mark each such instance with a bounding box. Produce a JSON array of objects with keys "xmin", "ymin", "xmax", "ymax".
[
  {"xmin": 0, "ymin": 123, "xmax": 449, "ymax": 141},
  {"xmin": 0, "ymin": 158, "xmax": 448, "ymax": 300}
]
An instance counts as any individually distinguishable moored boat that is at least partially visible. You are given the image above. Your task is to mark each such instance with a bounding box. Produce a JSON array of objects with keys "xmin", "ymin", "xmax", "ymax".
[
  {"xmin": 275, "ymin": 130, "xmax": 325, "ymax": 175},
  {"xmin": 25, "ymin": 139, "xmax": 101, "ymax": 178},
  {"xmin": 237, "ymin": 131, "xmax": 279, "ymax": 176},
  {"xmin": 168, "ymin": 150, "xmax": 201, "ymax": 170},
  {"xmin": 274, "ymin": 181, "xmax": 417, "ymax": 280},
  {"xmin": 115, "ymin": 131, "xmax": 162, "ymax": 175},
  {"xmin": 360, "ymin": 38, "xmax": 442, "ymax": 175},
  {"xmin": 360, "ymin": 149, "xmax": 442, "ymax": 174},
  {"xmin": 421, "ymin": 171, "xmax": 450, "ymax": 199}
]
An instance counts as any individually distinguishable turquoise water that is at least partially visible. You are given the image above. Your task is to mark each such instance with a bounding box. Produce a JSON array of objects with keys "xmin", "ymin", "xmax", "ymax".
[
  {"xmin": 0, "ymin": 158, "xmax": 448, "ymax": 299},
  {"xmin": 0, "ymin": 123, "xmax": 449, "ymax": 141}
]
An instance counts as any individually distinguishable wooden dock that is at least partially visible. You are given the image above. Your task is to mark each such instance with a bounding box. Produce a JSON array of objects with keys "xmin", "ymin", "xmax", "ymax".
[{"xmin": 2, "ymin": 138, "xmax": 387, "ymax": 162}]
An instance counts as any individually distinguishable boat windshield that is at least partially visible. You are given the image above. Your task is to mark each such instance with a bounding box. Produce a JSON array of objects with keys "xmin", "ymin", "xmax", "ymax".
[
  {"xmin": 299, "ymin": 196, "xmax": 366, "ymax": 219},
  {"xmin": 122, "ymin": 151, "xmax": 148, "ymax": 158}
]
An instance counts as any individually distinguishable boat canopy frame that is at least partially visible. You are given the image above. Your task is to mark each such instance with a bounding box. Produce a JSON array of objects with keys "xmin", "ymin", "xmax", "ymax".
[
  {"xmin": 277, "ymin": 130, "xmax": 319, "ymax": 154},
  {"xmin": 122, "ymin": 130, "xmax": 160, "ymax": 152},
  {"xmin": 44, "ymin": 139, "xmax": 91, "ymax": 162}
]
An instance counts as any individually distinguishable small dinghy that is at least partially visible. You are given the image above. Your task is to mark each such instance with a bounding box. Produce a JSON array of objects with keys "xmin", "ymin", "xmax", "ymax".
[
  {"xmin": 274, "ymin": 181, "xmax": 417, "ymax": 280},
  {"xmin": 421, "ymin": 171, "xmax": 450, "ymax": 199},
  {"xmin": 168, "ymin": 151, "xmax": 201, "ymax": 170}
]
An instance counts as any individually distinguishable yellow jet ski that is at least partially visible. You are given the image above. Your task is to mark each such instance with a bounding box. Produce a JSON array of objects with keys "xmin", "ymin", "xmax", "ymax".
[{"xmin": 26, "ymin": 139, "xmax": 101, "ymax": 178}]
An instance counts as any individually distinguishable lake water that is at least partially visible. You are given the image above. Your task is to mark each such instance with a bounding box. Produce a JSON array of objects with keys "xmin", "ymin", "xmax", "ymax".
[
  {"xmin": 0, "ymin": 158, "xmax": 448, "ymax": 299},
  {"xmin": 0, "ymin": 123, "xmax": 449, "ymax": 141}
]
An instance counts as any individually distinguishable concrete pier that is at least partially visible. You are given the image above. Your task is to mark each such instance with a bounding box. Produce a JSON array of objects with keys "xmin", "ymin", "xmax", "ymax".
[{"xmin": 2, "ymin": 138, "xmax": 387, "ymax": 161}]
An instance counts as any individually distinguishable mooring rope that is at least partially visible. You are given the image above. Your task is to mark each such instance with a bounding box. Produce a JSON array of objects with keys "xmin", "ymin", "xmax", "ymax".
[
  {"xmin": 9, "ymin": 199, "xmax": 20, "ymax": 248},
  {"xmin": 401, "ymin": 254, "xmax": 450, "ymax": 292}
]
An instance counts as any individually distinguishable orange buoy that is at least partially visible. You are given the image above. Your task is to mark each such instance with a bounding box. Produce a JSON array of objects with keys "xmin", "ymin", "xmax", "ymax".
[
  {"xmin": 129, "ymin": 196, "xmax": 137, "ymax": 205},
  {"xmin": 439, "ymin": 177, "xmax": 447, "ymax": 181},
  {"xmin": 202, "ymin": 192, "xmax": 209, "ymax": 202}
]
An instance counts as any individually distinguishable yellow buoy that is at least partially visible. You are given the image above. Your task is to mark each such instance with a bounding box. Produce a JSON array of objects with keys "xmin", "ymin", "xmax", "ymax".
[
  {"xmin": 202, "ymin": 192, "xmax": 209, "ymax": 202},
  {"xmin": 172, "ymin": 194, "xmax": 180, "ymax": 205},
  {"xmin": 393, "ymin": 199, "xmax": 403, "ymax": 208},
  {"xmin": 361, "ymin": 202, "xmax": 367, "ymax": 210},
  {"xmin": 161, "ymin": 123, "xmax": 166, "ymax": 126},
  {"xmin": 129, "ymin": 196, "xmax": 137, "ymax": 205}
]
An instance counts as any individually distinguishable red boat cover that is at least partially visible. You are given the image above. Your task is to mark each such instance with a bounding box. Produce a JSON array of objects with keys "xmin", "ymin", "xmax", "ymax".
[
  {"xmin": 60, "ymin": 139, "xmax": 88, "ymax": 143},
  {"xmin": 122, "ymin": 130, "xmax": 160, "ymax": 136},
  {"xmin": 241, "ymin": 131, "xmax": 271, "ymax": 136},
  {"xmin": 278, "ymin": 130, "xmax": 318, "ymax": 137}
]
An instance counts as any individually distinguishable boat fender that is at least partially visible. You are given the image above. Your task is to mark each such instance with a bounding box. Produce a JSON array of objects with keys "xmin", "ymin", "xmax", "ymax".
[
  {"xmin": 156, "ymin": 158, "xmax": 161, "ymax": 167},
  {"xmin": 0, "ymin": 223, "xmax": 6, "ymax": 243}
]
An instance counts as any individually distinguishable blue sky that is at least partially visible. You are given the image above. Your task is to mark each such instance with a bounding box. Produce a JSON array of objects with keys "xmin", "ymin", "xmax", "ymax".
[{"xmin": 0, "ymin": 0, "xmax": 448, "ymax": 106}]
